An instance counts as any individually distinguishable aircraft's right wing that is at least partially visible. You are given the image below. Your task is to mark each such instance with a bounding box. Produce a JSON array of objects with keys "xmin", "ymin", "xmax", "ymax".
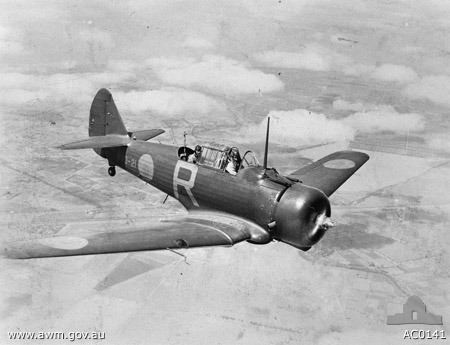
[
  {"xmin": 287, "ymin": 150, "xmax": 369, "ymax": 197},
  {"xmin": 2, "ymin": 212, "xmax": 270, "ymax": 259}
]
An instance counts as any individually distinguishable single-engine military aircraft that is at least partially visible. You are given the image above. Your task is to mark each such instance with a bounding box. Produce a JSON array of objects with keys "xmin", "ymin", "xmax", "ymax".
[{"xmin": 3, "ymin": 89, "xmax": 369, "ymax": 259}]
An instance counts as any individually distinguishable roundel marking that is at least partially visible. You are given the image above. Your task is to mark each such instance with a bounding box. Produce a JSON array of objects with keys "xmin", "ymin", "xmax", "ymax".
[
  {"xmin": 323, "ymin": 159, "xmax": 355, "ymax": 169},
  {"xmin": 39, "ymin": 236, "xmax": 89, "ymax": 250},
  {"xmin": 138, "ymin": 154, "xmax": 154, "ymax": 180}
]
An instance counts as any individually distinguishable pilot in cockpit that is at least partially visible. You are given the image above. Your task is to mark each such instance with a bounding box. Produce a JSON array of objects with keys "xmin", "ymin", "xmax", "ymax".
[
  {"xmin": 225, "ymin": 147, "xmax": 241, "ymax": 175},
  {"xmin": 188, "ymin": 145, "xmax": 202, "ymax": 164}
]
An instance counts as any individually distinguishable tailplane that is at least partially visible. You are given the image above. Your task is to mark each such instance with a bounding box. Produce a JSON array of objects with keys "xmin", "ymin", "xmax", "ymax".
[
  {"xmin": 58, "ymin": 88, "xmax": 165, "ymax": 151},
  {"xmin": 58, "ymin": 88, "xmax": 165, "ymax": 177}
]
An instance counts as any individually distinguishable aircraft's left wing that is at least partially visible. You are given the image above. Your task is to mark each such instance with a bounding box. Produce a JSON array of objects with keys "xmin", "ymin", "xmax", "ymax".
[
  {"xmin": 2, "ymin": 212, "xmax": 270, "ymax": 259},
  {"xmin": 287, "ymin": 150, "xmax": 369, "ymax": 197}
]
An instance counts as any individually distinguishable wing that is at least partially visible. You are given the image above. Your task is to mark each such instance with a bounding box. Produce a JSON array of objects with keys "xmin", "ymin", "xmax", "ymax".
[
  {"xmin": 2, "ymin": 212, "xmax": 270, "ymax": 259},
  {"xmin": 287, "ymin": 150, "xmax": 369, "ymax": 197}
]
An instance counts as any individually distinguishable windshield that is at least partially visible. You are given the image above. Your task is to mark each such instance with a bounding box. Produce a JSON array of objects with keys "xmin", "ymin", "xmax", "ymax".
[{"xmin": 240, "ymin": 151, "xmax": 261, "ymax": 169}]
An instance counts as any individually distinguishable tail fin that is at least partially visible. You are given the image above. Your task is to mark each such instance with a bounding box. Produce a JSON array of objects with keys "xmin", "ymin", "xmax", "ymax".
[
  {"xmin": 89, "ymin": 88, "xmax": 127, "ymax": 137},
  {"xmin": 58, "ymin": 88, "xmax": 165, "ymax": 151}
]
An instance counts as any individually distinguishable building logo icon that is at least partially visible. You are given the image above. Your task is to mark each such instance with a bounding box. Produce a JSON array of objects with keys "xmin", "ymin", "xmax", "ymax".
[{"xmin": 387, "ymin": 295, "xmax": 443, "ymax": 325}]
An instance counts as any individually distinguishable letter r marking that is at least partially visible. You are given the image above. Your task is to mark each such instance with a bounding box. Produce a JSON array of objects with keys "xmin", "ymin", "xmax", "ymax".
[{"xmin": 173, "ymin": 160, "xmax": 199, "ymax": 207}]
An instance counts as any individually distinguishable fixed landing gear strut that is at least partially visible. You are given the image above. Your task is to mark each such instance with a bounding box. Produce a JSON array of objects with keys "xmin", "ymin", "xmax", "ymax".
[{"xmin": 108, "ymin": 166, "xmax": 116, "ymax": 177}]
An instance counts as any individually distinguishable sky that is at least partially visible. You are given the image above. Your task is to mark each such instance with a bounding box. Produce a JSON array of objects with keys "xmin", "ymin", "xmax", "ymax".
[{"xmin": 1, "ymin": 0, "xmax": 450, "ymax": 150}]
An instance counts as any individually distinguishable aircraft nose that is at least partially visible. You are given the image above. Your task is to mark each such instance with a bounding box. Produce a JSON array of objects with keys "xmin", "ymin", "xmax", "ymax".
[
  {"xmin": 319, "ymin": 215, "xmax": 334, "ymax": 230},
  {"xmin": 274, "ymin": 183, "xmax": 332, "ymax": 249},
  {"xmin": 305, "ymin": 193, "xmax": 333, "ymax": 243}
]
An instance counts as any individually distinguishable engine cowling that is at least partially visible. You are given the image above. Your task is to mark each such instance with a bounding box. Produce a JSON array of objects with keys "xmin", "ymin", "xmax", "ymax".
[{"xmin": 273, "ymin": 183, "xmax": 333, "ymax": 250}]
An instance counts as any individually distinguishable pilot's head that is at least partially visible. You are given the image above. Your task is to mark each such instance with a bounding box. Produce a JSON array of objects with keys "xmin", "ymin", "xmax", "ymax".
[
  {"xmin": 230, "ymin": 147, "xmax": 239, "ymax": 160},
  {"xmin": 195, "ymin": 145, "xmax": 202, "ymax": 156}
]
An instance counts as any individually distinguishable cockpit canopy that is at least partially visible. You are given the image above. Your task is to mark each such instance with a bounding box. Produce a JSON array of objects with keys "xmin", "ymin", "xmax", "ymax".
[
  {"xmin": 240, "ymin": 151, "xmax": 261, "ymax": 169},
  {"xmin": 197, "ymin": 142, "xmax": 231, "ymax": 170},
  {"xmin": 177, "ymin": 142, "xmax": 260, "ymax": 173}
]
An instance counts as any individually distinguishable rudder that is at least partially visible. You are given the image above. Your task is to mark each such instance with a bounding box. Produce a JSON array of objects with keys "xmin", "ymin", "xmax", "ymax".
[{"xmin": 89, "ymin": 88, "xmax": 127, "ymax": 137}]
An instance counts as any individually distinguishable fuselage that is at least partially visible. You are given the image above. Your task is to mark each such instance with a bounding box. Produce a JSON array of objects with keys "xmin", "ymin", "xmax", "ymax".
[
  {"xmin": 101, "ymin": 141, "xmax": 289, "ymax": 229},
  {"xmin": 99, "ymin": 139, "xmax": 334, "ymax": 250}
]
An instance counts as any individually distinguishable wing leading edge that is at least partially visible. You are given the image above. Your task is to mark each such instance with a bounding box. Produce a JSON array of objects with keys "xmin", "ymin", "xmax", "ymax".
[
  {"xmin": 2, "ymin": 212, "xmax": 270, "ymax": 259},
  {"xmin": 287, "ymin": 150, "xmax": 369, "ymax": 197}
]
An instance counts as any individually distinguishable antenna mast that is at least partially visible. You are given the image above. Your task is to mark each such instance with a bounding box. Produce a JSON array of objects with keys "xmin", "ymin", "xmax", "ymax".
[{"xmin": 263, "ymin": 117, "xmax": 270, "ymax": 170}]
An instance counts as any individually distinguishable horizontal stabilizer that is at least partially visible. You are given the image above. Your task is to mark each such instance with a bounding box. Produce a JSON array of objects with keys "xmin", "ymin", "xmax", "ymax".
[
  {"xmin": 58, "ymin": 134, "xmax": 131, "ymax": 150},
  {"xmin": 128, "ymin": 129, "xmax": 165, "ymax": 141}
]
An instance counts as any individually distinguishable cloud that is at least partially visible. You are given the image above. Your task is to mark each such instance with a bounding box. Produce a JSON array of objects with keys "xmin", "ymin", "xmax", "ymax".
[
  {"xmin": 252, "ymin": 45, "xmax": 422, "ymax": 85},
  {"xmin": 0, "ymin": 68, "xmax": 231, "ymax": 124},
  {"xmin": 333, "ymin": 99, "xmax": 425, "ymax": 132},
  {"xmin": 403, "ymin": 75, "xmax": 450, "ymax": 107},
  {"xmin": 146, "ymin": 54, "xmax": 284, "ymax": 95},
  {"xmin": 243, "ymin": 110, "xmax": 355, "ymax": 146},
  {"xmin": 0, "ymin": 71, "xmax": 134, "ymax": 109},
  {"xmin": 369, "ymin": 64, "xmax": 418, "ymax": 83},
  {"xmin": 253, "ymin": 48, "xmax": 331, "ymax": 71},
  {"xmin": 114, "ymin": 88, "xmax": 228, "ymax": 120},
  {"xmin": 252, "ymin": 44, "xmax": 376, "ymax": 77},
  {"xmin": 241, "ymin": 104, "xmax": 425, "ymax": 146},
  {"xmin": 342, "ymin": 111, "xmax": 425, "ymax": 133}
]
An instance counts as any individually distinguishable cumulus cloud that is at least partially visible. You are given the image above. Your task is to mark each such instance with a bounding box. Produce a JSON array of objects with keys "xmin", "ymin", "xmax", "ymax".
[
  {"xmin": 252, "ymin": 44, "xmax": 376, "ymax": 77},
  {"xmin": 0, "ymin": 68, "xmax": 231, "ymax": 124},
  {"xmin": 369, "ymin": 63, "xmax": 418, "ymax": 83},
  {"xmin": 114, "ymin": 87, "xmax": 228, "ymax": 120},
  {"xmin": 334, "ymin": 98, "xmax": 421, "ymax": 115},
  {"xmin": 0, "ymin": 70, "xmax": 134, "ymax": 109},
  {"xmin": 253, "ymin": 48, "xmax": 331, "ymax": 71},
  {"xmin": 252, "ymin": 45, "xmax": 422, "ymax": 84},
  {"xmin": 242, "ymin": 104, "xmax": 425, "ymax": 146},
  {"xmin": 342, "ymin": 111, "xmax": 425, "ymax": 133},
  {"xmin": 333, "ymin": 99, "xmax": 425, "ymax": 132},
  {"xmin": 243, "ymin": 110, "xmax": 355, "ymax": 146},
  {"xmin": 146, "ymin": 54, "xmax": 284, "ymax": 95},
  {"xmin": 403, "ymin": 75, "xmax": 450, "ymax": 107}
]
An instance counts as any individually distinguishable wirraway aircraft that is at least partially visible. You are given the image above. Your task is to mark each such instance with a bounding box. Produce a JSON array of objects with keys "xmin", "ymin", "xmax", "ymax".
[{"xmin": 3, "ymin": 89, "xmax": 369, "ymax": 259}]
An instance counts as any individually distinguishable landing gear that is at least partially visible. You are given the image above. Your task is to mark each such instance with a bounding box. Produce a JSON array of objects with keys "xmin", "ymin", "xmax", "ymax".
[{"xmin": 108, "ymin": 166, "xmax": 116, "ymax": 177}]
